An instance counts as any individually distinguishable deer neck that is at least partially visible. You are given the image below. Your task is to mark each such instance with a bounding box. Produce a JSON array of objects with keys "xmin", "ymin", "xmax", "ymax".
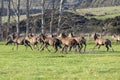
[{"xmin": 94, "ymin": 35, "xmax": 98, "ymax": 41}]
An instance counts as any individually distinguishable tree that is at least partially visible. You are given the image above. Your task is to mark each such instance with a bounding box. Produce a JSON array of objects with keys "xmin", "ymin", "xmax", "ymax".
[
  {"xmin": 41, "ymin": 0, "xmax": 45, "ymax": 33},
  {"xmin": 7, "ymin": 0, "xmax": 11, "ymax": 36},
  {"xmin": 26, "ymin": 0, "xmax": 30, "ymax": 35},
  {"xmin": 16, "ymin": 0, "xmax": 20, "ymax": 35},
  {"xmin": 50, "ymin": 0, "xmax": 55, "ymax": 34},
  {"xmin": 0, "ymin": 0, "xmax": 3, "ymax": 40},
  {"xmin": 11, "ymin": 0, "xmax": 20, "ymax": 35},
  {"xmin": 57, "ymin": 0, "xmax": 64, "ymax": 33}
]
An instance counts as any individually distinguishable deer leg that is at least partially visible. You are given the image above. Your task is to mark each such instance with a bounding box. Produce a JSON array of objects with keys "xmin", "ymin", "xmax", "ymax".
[
  {"xmin": 16, "ymin": 43, "xmax": 18, "ymax": 50},
  {"xmin": 24, "ymin": 44, "xmax": 28, "ymax": 51},
  {"xmin": 32, "ymin": 44, "xmax": 35, "ymax": 49},
  {"xmin": 65, "ymin": 46, "xmax": 68, "ymax": 53},
  {"xmin": 79, "ymin": 44, "xmax": 83, "ymax": 52},
  {"xmin": 98, "ymin": 45, "xmax": 101, "ymax": 50},
  {"xmin": 45, "ymin": 44, "xmax": 50, "ymax": 52},
  {"xmin": 58, "ymin": 44, "xmax": 62, "ymax": 49},
  {"xmin": 83, "ymin": 42, "xmax": 86, "ymax": 52},
  {"xmin": 73, "ymin": 44, "xmax": 78, "ymax": 52},
  {"xmin": 39, "ymin": 42, "xmax": 43, "ymax": 50},
  {"xmin": 109, "ymin": 44, "xmax": 114, "ymax": 52},
  {"xmin": 111, "ymin": 48, "xmax": 114, "ymax": 52},
  {"xmin": 34, "ymin": 43, "xmax": 39, "ymax": 49},
  {"xmin": 25, "ymin": 44, "xmax": 33, "ymax": 51},
  {"xmin": 92, "ymin": 44, "xmax": 98, "ymax": 51},
  {"xmin": 25, "ymin": 43, "xmax": 33, "ymax": 50},
  {"xmin": 35, "ymin": 44, "xmax": 39, "ymax": 50},
  {"xmin": 76, "ymin": 44, "xmax": 80, "ymax": 52},
  {"xmin": 105, "ymin": 45, "xmax": 109, "ymax": 51},
  {"xmin": 40, "ymin": 43, "xmax": 50, "ymax": 52},
  {"xmin": 68, "ymin": 46, "xmax": 72, "ymax": 52},
  {"xmin": 53, "ymin": 45, "xmax": 58, "ymax": 53},
  {"xmin": 40, "ymin": 43, "xmax": 45, "ymax": 51},
  {"xmin": 24, "ymin": 40, "xmax": 33, "ymax": 50},
  {"xmin": 61, "ymin": 45, "xmax": 65, "ymax": 52},
  {"xmin": 33, "ymin": 44, "xmax": 36, "ymax": 49},
  {"xmin": 61, "ymin": 45, "xmax": 66, "ymax": 53},
  {"xmin": 27, "ymin": 43, "xmax": 33, "ymax": 50},
  {"xmin": 12, "ymin": 43, "xmax": 15, "ymax": 50}
]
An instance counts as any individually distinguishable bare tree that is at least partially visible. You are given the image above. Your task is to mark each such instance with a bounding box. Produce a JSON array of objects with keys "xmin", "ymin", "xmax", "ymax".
[
  {"xmin": 0, "ymin": 0, "xmax": 3, "ymax": 40},
  {"xmin": 16, "ymin": 0, "xmax": 20, "ymax": 35},
  {"xmin": 41, "ymin": 0, "xmax": 45, "ymax": 33},
  {"xmin": 7, "ymin": 0, "xmax": 11, "ymax": 36},
  {"xmin": 50, "ymin": 0, "xmax": 55, "ymax": 34},
  {"xmin": 11, "ymin": 0, "xmax": 20, "ymax": 35},
  {"xmin": 26, "ymin": 0, "xmax": 30, "ymax": 35},
  {"xmin": 57, "ymin": 0, "xmax": 64, "ymax": 33}
]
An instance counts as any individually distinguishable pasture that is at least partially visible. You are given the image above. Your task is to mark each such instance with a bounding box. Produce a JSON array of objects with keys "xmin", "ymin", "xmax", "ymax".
[
  {"xmin": 0, "ymin": 41, "xmax": 120, "ymax": 80},
  {"xmin": 76, "ymin": 6, "xmax": 120, "ymax": 20}
]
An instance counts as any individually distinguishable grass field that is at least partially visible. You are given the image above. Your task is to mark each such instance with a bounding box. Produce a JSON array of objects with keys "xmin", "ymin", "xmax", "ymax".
[
  {"xmin": 76, "ymin": 6, "xmax": 120, "ymax": 20},
  {"xmin": 2, "ymin": 15, "xmax": 27, "ymax": 24},
  {"xmin": 0, "ymin": 41, "xmax": 120, "ymax": 80},
  {"xmin": 2, "ymin": 13, "xmax": 40, "ymax": 24}
]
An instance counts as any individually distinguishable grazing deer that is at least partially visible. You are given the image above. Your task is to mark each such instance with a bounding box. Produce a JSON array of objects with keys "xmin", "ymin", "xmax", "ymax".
[{"xmin": 93, "ymin": 33, "xmax": 114, "ymax": 51}]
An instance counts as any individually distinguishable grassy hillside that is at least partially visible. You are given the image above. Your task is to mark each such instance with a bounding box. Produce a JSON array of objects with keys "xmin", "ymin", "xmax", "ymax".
[
  {"xmin": 3, "ymin": 6, "xmax": 120, "ymax": 24},
  {"xmin": 2, "ymin": 6, "xmax": 120, "ymax": 34},
  {"xmin": 0, "ymin": 41, "xmax": 120, "ymax": 80},
  {"xmin": 5, "ymin": 0, "xmax": 120, "ymax": 8},
  {"xmin": 76, "ymin": 6, "xmax": 120, "ymax": 20},
  {"xmin": 77, "ymin": 0, "xmax": 120, "ymax": 8},
  {"xmin": 2, "ymin": 13, "xmax": 41, "ymax": 24}
]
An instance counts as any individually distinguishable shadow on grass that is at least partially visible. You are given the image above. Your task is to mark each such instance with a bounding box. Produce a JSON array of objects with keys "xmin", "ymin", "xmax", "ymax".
[
  {"xmin": 44, "ymin": 55, "xmax": 66, "ymax": 58},
  {"xmin": 82, "ymin": 50, "xmax": 120, "ymax": 54},
  {"xmin": 99, "ymin": 68, "xmax": 120, "ymax": 74}
]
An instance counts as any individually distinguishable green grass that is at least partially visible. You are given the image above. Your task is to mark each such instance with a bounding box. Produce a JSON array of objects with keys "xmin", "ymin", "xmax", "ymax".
[
  {"xmin": 0, "ymin": 42, "xmax": 120, "ymax": 80},
  {"xmin": 76, "ymin": 6, "xmax": 120, "ymax": 20},
  {"xmin": 2, "ymin": 13, "xmax": 40, "ymax": 24},
  {"xmin": 2, "ymin": 15, "xmax": 26, "ymax": 24}
]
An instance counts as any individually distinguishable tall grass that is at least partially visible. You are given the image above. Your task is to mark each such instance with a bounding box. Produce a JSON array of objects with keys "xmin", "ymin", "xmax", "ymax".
[{"xmin": 0, "ymin": 42, "xmax": 120, "ymax": 80}]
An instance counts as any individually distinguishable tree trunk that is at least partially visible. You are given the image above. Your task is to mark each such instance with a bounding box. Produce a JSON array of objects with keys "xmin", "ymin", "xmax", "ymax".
[
  {"xmin": 26, "ymin": 0, "xmax": 30, "ymax": 35},
  {"xmin": 57, "ymin": 0, "xmax": 63, "ymax": 33},
  {"xmin": 41, "ymin": 0, "xmax": 45, "ymax": 34},
  {"xmin": 50, "ymin": 0, "xmax": 55, "ymax": 34},
  {"xmin": 7, "ymin": 0, "xmax": 11, "ymax": 36},
  {"xmin": 0, "ymin": 0, "xmax": 3, "ymax": 40},
  {"xmin": 16, "ymin": 0, "xmax": 20, "ymax": 36}
]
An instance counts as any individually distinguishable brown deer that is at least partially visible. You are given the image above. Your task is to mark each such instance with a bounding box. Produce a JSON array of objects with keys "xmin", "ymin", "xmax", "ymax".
[
  {"xmin": 93, "ymin": 33, "xmax": 114, "ymax": 51},
  {"xmin": 68, "ymin": 33, "xmax": 86, "ymax": 52},
  {"xmin": 25, "ymin": 33, "xmax": 39, "ymax": 49},
  {"xmin": 57, "ymin": 33, "xmax": 79, "ymax": 53},
  {"xmin": 5, "ymin": 33, "xmax": 33, "ymax": 50},
  {"xmin": 38, "ymin": 33, "xmax": 62, "ymax": 53},
  {"xmin": 112, "ymin": 34, "xmax": 120, "ymax": 43}
]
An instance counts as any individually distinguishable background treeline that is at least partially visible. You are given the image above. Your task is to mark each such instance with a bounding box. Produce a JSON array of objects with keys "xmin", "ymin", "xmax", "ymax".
[
  {"xmin": 1, "ymin": 0, "xmax": 120, "ymax": 16},
  {"xmin": 0, "ymin": 0, "xmax": 120, "ymax": 41}
]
